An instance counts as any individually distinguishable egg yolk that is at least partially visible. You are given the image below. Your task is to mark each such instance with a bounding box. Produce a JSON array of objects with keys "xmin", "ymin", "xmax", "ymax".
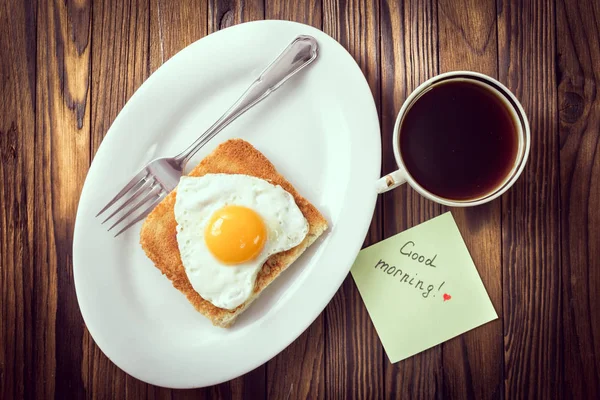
[{"xmin": 204, "ymin": 205, "xmax": 267, "ymax": 265}]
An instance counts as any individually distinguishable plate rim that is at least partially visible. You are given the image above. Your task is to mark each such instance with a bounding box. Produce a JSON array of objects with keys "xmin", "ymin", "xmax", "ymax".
[{"xmin": 73, "ymin": 19, "xmax": 382, "ymax": 388}]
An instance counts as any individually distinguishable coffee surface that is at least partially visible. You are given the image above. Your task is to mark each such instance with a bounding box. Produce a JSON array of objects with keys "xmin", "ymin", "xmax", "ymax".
[{"xmin": 399, "ymin": 80, "xmax": 519, "ymax": 201}]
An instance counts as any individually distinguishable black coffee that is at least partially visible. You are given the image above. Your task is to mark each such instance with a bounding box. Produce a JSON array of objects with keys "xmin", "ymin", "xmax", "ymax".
[{"xmin": 399, "ymin": 79, "xmax": 519, "ymax": 201}]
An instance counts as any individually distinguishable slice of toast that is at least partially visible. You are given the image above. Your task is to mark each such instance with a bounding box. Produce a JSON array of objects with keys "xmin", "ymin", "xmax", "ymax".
[{"xmin": 139, "ymin": 139, "xmax": 328, "ymax": 328}]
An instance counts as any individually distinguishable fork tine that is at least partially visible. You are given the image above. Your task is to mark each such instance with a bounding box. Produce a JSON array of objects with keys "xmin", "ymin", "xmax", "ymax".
[
  {"xmin": 107, "ymin": 186, "xmax": 162, "ymax": 232},
  {"xmin": 101, "ymin": 179, "xmax": 154, "ymax": 224},
  {"xmin": 113, "ymin": 192, "xmax": 167, "ymax": 237},
  {"xmin": 96, "ymin": 169, "xmax": 148, "ymax": 217}
]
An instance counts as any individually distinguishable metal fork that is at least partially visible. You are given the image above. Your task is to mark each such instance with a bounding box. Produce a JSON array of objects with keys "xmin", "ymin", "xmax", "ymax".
[{"xmin": 97, "ymin": 35, "xmax": 319, "ymax": 236}]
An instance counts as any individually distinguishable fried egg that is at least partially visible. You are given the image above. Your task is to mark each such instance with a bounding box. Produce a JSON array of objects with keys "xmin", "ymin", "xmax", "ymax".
[{"xmin": 174, "ymin": 174, "xmax": 309, "ymax": 310}]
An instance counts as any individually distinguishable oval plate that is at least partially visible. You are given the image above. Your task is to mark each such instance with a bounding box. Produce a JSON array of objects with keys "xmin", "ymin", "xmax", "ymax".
[{"xmin": 73, "ymin": 20, "xmax": 381, "ymax": 388}]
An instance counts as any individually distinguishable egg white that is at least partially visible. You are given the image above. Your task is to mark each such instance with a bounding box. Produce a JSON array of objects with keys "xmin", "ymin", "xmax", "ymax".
[{"xmin": 174, "ymin": 174, "xmax": 309, "ymax": 310}]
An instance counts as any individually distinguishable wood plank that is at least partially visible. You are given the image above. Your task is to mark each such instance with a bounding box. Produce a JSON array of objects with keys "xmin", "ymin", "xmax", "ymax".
[
  {"xmin": 380, "ymin": 0, "xmax": 441, "ymax": 397},
  {"xmin": 0, "ymin": 0, "xmax": 36, "ymax": 399},
  {"xmin": 266, "ymin": 0, "xmax": 320, "ymax": 27},
  {"xmin": 497, "ymin": 0, "xmax": 563, "ymax": 397},
  {"xmin": 35, "ymin": 0, "xmax": 92, "ymax": 398},
  {"xmin": 262, "ymin": 2, "xmax": 325, "ymax": 399},
  {"xmin": 266, "ymin": 326, "xmax": 324, "ymax": 400},
  {"xmin": 209, "ymin": 0, "xmax": 264, "ymax": 30},
  {"xmin": 90, "ymin": 0, "xmax": 150, "ymax": 155},
  {"xmin": 556, "ymin": 0, "xmax": 600, "ymax": 398},
  {"xmin": 437, "ymin": 0, "xmax": 504, "ymax": 398},
  {"xmin": 85, "ymin": 0, "xmax": 150, "ymax": 398},
  {"xmin": 149, "ymin": 0, "xmax": 208, "ymax": 73},
  {"xmin": 322, "ymin": 0, "xmax": 383, "ymax": 398}
]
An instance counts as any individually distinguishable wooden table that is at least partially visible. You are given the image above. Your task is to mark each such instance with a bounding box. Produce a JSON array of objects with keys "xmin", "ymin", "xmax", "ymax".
[{"xmin": 1, "ymin": 0, "xmax": 599, "ymax": 398}]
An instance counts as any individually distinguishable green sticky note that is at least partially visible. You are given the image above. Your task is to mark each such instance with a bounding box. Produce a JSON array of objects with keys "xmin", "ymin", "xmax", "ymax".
[{"xmin": 351, "ymin": 212, "xmax": 498, "ymax": 363}]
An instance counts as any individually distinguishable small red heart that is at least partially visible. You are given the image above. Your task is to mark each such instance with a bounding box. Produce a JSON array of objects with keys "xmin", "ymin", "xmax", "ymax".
[{"xmin": 443, "ymin": 293, "xmax": 452, "ymax": 302}]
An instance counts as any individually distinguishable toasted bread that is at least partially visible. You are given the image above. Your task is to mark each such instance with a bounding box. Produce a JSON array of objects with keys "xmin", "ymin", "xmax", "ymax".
[{"xmin": 139, "ymin": 139, "xmax": 328, "ymax": 328}]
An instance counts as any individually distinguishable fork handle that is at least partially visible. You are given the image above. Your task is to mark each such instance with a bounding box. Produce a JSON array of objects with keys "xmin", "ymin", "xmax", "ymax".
[{"xmin": 174, "ymin": 35, "xmax": 319, "ymax": 166}]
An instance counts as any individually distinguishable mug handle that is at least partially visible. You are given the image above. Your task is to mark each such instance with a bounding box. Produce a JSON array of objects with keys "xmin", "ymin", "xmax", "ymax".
[{"xmin": 375, "ymin": 169, "xmax": 407, "ymax": 194}]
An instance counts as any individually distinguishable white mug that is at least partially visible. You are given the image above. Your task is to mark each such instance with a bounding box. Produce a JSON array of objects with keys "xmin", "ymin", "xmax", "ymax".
[{"xmin": 376, "ymin": 71, "xmax": 531, "ymax": 207}]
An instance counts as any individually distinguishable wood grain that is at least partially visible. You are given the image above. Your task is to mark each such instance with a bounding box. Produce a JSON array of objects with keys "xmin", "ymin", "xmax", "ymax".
[
  {"xmin": 380, "ymin": 0, "xmax": 441, "ymax": 397},
  {"xmin": 149, "ymin": 0, "xmax": 208, "ymax": 74},
  {"xmin": 210, "ymin": 0, "xmax": 264, "ymax": 30},
  {"xmin": 90, "ymin": 0, "xmax": 150, "ymax": 155},
  {"xmin": 35, "ymin": 0, "xmax": 92, "ymax": 398},
  {"xmin": 437, "ymin": 0, "xmax": 504, "ymax": 399},
  {"xmin": 557, "ymin": 0, "xmax": 600, "ymax": 398},
  {"xmin": 85, "ymin": 0, "xmax": 150, "ymax": 398},
  {"xmin": 265, "ymin": 0, "xmax": 321, "ymax": 28},
  {"xmin": 0, "ymin": 0, "xmax": 36, "ymax": 399},
  {"xmin": 266, "ymin": 324, "xmax": 325, "ymax": 399},
  {"xmin": 322, "ymin": 0, "xmax": 383, "ymax": 398},
  {"xmin": 498, "ymin": 0, "xmax": 563, "ymax": 397}
]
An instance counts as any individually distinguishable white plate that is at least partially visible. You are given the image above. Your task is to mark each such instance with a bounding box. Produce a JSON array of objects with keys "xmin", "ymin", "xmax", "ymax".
[{"xmin": 73, "ymin": 20, "xmax": 381, "ymax": 388}]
